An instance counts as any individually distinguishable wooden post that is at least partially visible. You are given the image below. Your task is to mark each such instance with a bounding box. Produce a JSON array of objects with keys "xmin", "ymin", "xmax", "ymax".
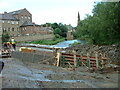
[
  {"xmin": 73, "ymin": 50, "xmax": 77, "ymax": 67},
  {"xmin": 81, "ymin": 55, "xmax": 83, "ymax": 67},
  {"xmin": 87, "ymin": 53, "xmax": 90, "ymax": 68},
  {"xmin": 56, "ymin": 52, "xmax": 61, "ymax": 67},
  {"xmin": 95, "ymin": 53, "xmax": 99, "ymax": 68},
  {"xmin": 61, "ymin": 56, "xmax": 65, "ymax": 67},
  {"xmin": 53, "ymin": 48, "xmax": 59, "ymax": 66}
]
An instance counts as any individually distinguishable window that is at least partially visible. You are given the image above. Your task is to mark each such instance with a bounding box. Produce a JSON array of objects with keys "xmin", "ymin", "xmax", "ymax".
[
  {"xmin": 21, "ymin": 16, "xmax": 23, "ymax": 18},
  {"xmin": 16, "ymin": 21, "xmax": 18, "ymax": 24},
  {"xmin": 2, "ymin": 20, "xmax": 4, "ymax": 23},
  {"xmin": 24, "ymin": 27, "xmax": 26, "ymax": 30},
  {"xmin": 12, "ymin": 28, "xmax": 14, "ymax": 31},
  {"xmin": 7, "ymin": 21, "xmax": 10, "ymax": 24},
  {"xmin": 28, "ymin": 16, "xmax": 30, "ymax": 19},
  {"xmin": 25, "ymin": 16, "xmax": 27, "ymax": 19},
  {"xmin": 8, "ymin": 28, "xmax": 10, "ymax": 31},
  {"xmin": 3, "ymin": 28, "xmax": 6, "ymax": 32},
  {"xmin": 11, "ymin": 21, "xmax": 14, "ymax": 24}
]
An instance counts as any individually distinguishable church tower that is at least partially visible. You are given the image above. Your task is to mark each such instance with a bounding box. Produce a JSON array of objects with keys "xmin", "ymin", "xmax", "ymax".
[{"xmin": 77, "ymin": 11, "xmax": 80, "ymax": 26}]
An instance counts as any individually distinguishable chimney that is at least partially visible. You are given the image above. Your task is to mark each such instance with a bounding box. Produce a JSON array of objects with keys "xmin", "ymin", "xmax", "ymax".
[
  {"xmin": 4, "ymin": 11, "xmax": 7, "ymax": 14},
  {"xmin": 32, "ymin": 22, "xmax": 35, "ymax": 24}
]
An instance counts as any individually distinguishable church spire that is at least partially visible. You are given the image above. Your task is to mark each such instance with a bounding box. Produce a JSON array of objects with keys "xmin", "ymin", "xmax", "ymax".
[{"xmin": 77, "ymin": 11, "xmax": 80, "ymax": 26}]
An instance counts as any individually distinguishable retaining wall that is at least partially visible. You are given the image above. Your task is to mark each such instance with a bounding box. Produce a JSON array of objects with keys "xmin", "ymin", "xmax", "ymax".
[
  {"xmin": 14, "ymin": 34, "xmax": 54, "ymax": 42},
  {"xmin": 11, "ymin": 51, "xmax": 54, "ymax": 64}
]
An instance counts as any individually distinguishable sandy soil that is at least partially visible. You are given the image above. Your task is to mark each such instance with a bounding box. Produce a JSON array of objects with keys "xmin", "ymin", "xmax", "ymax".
[{"xmin": 0, "ymin": 58, "xmax": 119, "ymax": 88}]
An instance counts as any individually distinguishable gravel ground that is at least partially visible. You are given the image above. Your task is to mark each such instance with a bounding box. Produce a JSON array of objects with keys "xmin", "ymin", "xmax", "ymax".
[{"xmin": 0, "ymin": 57, "xmax": 119, "ymax": 89}]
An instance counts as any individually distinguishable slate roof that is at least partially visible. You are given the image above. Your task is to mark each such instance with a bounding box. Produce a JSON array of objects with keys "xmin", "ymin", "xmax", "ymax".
[
  {"xmin": 20, "ymin": 21, "xmax": 39, "ymax": 27},
  {"xmin": 9, "ymin": 8, "xmax": 31, "ymax": 15},
  {"xmin": 0, "ymin": 8, "xmax": 28, "ymax": 20},
  {"xmin": 0, "ymin": 13, "xmax": 18, "ymax": 21}
]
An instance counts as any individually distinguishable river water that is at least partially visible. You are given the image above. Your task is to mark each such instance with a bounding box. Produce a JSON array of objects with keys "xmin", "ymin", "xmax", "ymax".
[
  {"xmin": 53, "ymin": 40, "xmax": 85, "ymax": 48},
  {"xmin": 18, "ymin": 40, "xmax": 86, "ymax": 51}
]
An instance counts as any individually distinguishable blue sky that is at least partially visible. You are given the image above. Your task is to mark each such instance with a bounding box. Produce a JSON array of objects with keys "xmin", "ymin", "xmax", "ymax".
[{"xmin": 0, "ymin": 0, "xmax": 102, "ymax": 27}]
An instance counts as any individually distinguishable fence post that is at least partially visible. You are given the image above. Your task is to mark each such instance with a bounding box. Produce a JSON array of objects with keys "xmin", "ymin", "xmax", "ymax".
[
  {"xmin": 53, "ymin": 48, "xmax": 59, "ymax": 66},
  {"xmin": 61, "ymin": 56, "xmax": 65, "ymax": 67},
  {"xmin": 76, "ymin": 57, "xmax": 81, "ymax": 67},
  {"xmin": 73, "ymin": 50, "xmax": 77, "ymax": 67},
  {"xmin": 86, "ymin": 53, "xmax": 90, "ymax": 68},
  {"xmin": 95, "ymin": 53, "xmax": 99, "ymax": 68},
  {"xmin": 56, "ymin": 52, "xmax": 61, "ymax": 67}
]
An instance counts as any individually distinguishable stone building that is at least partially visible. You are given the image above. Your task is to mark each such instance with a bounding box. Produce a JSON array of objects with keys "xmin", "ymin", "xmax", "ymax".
[
  {"xmin": 66, "ymin": 24, "xmax": 74, "ymax": 40},
  {"xmin": 0, "ymin": 8, "xmax": 51, "ymax": 37}
]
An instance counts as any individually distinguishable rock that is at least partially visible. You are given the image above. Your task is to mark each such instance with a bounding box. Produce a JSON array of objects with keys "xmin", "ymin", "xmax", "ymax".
[{"xmin": 96, "ymin": 76, "xmax": 104, "ymax": 79}]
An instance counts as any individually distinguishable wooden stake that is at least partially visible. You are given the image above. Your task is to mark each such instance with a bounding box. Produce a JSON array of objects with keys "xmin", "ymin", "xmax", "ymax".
[
  {"xmin": 73, "ymin": 50, "xmax": 77, "ymax": 67},
  {"xmin": 87, "ymin": 53, "xmax": 90, "ymax": 68},
  {"xmin": 95, "ymin": 53, "xmax": 98, "ymax": 68},
  {"xmin": 56, "ymin": 52, "xmax": 61, "ymax": 67}
]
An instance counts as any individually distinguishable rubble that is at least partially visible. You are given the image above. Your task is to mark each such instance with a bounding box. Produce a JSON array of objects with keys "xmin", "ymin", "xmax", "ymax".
[{"xmin": 66, "ymin": 44, "xmax": 120, "ymax": 65}]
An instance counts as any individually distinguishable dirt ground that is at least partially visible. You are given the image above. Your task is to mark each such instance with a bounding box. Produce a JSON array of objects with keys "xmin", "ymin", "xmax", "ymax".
[{"xmin": 0, "ymin": 57, "xmax": 119, "ymax": 89}]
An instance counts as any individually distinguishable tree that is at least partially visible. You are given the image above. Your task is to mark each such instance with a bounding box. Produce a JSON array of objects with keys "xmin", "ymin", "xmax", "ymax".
[
  {"xmin": 58, "ymin": 23, "xmax": 68, "ymax": 37},
  {"xmin": 53, "ymin": 28, "xmax": 61, "ymax": 35},
  {"xmin": 51, "ymin": 23, "xmax": 59, "ymax": 29},
  {"xmin": 75, "ymin": 2, "xmax": 120, "ymax": 45},
  {"xmin": 52, "ymin": 23, "xmax": 68, "ymax": 38}
]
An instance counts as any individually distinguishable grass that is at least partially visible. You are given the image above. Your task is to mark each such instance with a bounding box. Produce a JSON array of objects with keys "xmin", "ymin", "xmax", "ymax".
[
  {"xmin": 69, "ymin": 42, "xmax": 81, "ymax": 45},
  {"xmin": 25, "ymin": 38, "xmax": 65, "ymax": 45}
]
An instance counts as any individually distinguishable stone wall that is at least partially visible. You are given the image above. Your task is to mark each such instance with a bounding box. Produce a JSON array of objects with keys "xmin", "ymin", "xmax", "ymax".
[{"xmin": 14, "ymin": 34, "xmax": 54, "ymax": 42}]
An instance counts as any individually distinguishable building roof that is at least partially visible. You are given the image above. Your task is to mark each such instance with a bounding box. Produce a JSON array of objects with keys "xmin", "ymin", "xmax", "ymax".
[
  {"xmin": 0, "ymin": 13, "xmax": 18, "ymax": 21},
  {"xmin": 9, "ymin": 8, "xmax": 25, "ymax": 15},
  {"xmin": 20, "ymin": 21, "xmax": 39, "ymax": 27},
  {"xmin": 0, "ymin": 8, "xmax": 29, "ymax": 21},
  {"xmin": 9, "ymin": 8, "xmax": 31, "ymax": 15}
]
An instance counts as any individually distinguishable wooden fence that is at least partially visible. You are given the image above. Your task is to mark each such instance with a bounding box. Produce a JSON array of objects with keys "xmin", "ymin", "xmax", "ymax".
[
  {"xmin": 55, "ymin": 51, "xmax": 107, "ymax": 69},
  {"xmin": 19, "ymin": 47, "xmax": 107, "ymax": 69}
]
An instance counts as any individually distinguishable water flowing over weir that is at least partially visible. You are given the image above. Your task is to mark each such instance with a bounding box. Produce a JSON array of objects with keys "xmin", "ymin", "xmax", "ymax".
[{"xmin": 18, "ymin": 40, "xmax": 86, "ymax": 51}]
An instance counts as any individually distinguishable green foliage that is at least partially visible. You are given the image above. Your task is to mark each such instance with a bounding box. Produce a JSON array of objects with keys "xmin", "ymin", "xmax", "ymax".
[
  {"xmin": 51, "ymin": 23, "xmax": 59, "ymax": 29},
  {"xmin": 52, "ymin": 23, "xmax": 68, "ymax": 38},
  {"xmin": 2, "ymin": 32, "xmax": 10, "ymax": 43},
  {"xmin": 75, "ymin": 2, "xmax": 120, "ymax": 45},
  {"xmin": 53, "ymin": 28, "xmax": 61, "ymax": 35},
  {"xmin": 54, "ymin": 34, "xmax": 61, "ymax": 39},
  {"xmin": 69, "ymin": 42, "xmax": 81, "ymax": 45},
  {"xmin": 26, "ymin": 38, "xmax": 65, "ymax": 45}
]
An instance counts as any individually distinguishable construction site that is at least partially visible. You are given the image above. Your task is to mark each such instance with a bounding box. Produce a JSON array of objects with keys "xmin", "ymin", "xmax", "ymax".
[{"xmin": 0, "ymin": 43, "xmax": 120, "ymax": 89}]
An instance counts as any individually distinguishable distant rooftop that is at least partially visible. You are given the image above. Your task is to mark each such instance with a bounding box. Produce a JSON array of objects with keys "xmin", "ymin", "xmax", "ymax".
[
  {"xmin": 0, "ymin": 13, "xmax": 18, "ymax": 21},
  {"xmin": 20, "ymin": 21, "xmax": 39, "ymax": 27},
  {"xmin": 0, "ymin": 8, "xmax": 29, "ymax": 21}
]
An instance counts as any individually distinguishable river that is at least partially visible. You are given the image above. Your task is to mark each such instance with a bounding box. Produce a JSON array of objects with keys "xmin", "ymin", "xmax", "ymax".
[{"xmin": 18, "ymin": 40, "xmax": 86, "ymax": 51}]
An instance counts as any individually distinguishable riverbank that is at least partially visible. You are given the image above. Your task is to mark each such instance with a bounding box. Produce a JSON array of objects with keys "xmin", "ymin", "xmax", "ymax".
[{"xmin": 25, "ymin": 38, "xmax": 65, "ymax": 45}]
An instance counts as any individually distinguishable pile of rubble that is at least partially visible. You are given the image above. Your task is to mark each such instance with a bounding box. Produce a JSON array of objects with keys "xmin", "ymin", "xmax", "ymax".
[{"xmin": 66, "ymin": 44, "xmax": 120, "ymax": 65}]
